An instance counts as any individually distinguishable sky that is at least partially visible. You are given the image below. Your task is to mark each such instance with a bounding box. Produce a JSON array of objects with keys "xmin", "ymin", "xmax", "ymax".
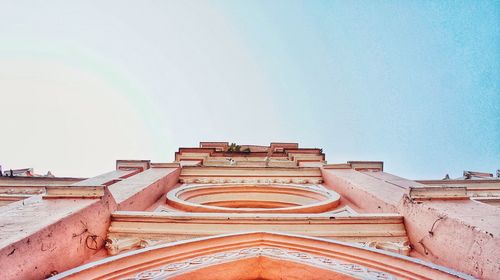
[{"xmin": 0, "ymin": 1, "xmax": 498, "ymax": 179}]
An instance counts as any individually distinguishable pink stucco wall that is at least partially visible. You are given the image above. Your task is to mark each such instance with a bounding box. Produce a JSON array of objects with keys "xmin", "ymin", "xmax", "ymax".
[
  {"xmin": 0, "ymin": 198, "xmax": 113, "ymax": 279},
  {"xmin": 322, "ymin": 168, "xmax": 500, "ymax": 280},
  {"xmin": 0, "ymin": 167, "xmax": 180, "ymax": 279}
]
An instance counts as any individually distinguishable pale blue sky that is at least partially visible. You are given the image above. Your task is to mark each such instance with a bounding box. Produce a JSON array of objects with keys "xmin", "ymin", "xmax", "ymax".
[{"xmin": 0, "ymin": 1, "xmax": 498, "ymax": 179}]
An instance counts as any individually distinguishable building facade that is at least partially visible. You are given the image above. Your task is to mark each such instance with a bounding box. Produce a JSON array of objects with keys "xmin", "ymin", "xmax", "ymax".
[{"xmin": 0, "ymin": 142, "xmax": 498, "ymax": 279}]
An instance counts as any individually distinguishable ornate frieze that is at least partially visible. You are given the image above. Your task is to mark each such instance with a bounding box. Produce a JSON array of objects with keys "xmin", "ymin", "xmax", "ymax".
[
  {"xmin": 124, "ymin": 246, "xmax": 396, "ymax": 280},
  {"xmin": 180, "ymin": 177, "xmax": 323, "ymax": 184}
]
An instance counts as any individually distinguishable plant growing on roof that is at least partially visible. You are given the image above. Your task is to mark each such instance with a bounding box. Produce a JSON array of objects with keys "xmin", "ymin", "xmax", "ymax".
[
  {"xmin": 227, "ymin": 143, "xmax": 241, "ymax": 152},
  {"xmin": 227, "ymin": 143, "xmax": 250, "ymax": 153}
]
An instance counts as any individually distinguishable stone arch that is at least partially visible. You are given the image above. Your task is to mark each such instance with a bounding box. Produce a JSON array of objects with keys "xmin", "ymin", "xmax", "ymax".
[
  {"xmin": 163, "ymin": 256, "xmax": 359, "ymax": 280},
  {"xmin": 50, "ymin": 232, "xmax": 472, "ymax": 280}
]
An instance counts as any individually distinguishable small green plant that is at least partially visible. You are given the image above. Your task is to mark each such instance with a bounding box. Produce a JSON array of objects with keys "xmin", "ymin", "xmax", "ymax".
[
  {"xmin": 226, "ymin": 143, "xmax": 250, "ymax": 153},
  {"xmin": 227, "ymin": 143, "xmax": 241, "ymax": 152}
]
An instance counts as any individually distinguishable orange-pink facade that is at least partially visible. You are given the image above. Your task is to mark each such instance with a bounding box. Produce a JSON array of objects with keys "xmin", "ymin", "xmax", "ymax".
[{"xmin": 0, "ymin": 142, "xmax": 498, "ymax": 279}]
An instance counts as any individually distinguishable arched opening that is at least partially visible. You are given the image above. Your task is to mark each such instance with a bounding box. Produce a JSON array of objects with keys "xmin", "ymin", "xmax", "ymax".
[
  {"xmin": 167, "ymin": 256, "xmax": 358, "ymax": 280},
  {"xmin": 51, "ymin": 232, "xmax": 470, "ymax": 280}
]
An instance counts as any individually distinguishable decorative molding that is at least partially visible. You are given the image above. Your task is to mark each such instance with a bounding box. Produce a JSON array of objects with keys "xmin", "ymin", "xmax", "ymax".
[
  {"xmin": 165, "ymin": 183, "xmax": 340, "ymax": 214},
  {"xmin": 416, "ymin": 179, "xmax": 500, "ymax": 186},
  {"xmin": 348, "ymin": 161, "xmax": 384, "ymax": 171},
  {"xmin": 106, "ymin": 235, "xmax": 411, "ymax": 257},
  {"xmin": 0, "ymin": 176, "xmax": 85, "ymax": 187},
  {"xmin": 180, "ymin": 166, "xmax": 322, "ymax": 176},
  {"xmin": 105, "ymin": 237, "xmax": 164, "ymax": 256},
  {"xmin": 199, "ymin": 142, "xmax": 229, "ymax": 151},
  {"xmin": 116, "ymin": 160, "xmax": 151, "ymax": 171},
  {"xmin": 150, "ymin": 163, "xmax": 180, "ymax": 168},
  {"xmin": 0, "ymin": 186, "xmax": 45, "ymax": 195},
  {"xmin": 179, "ymin": 167, "xmax": 323, "ymax": 184},
  {"xmin": 322, "ymin": 163, "xmax": 352, "ymax": 169},
  {"xmin": 124, "ymin": 246, "xmax": 397, "ymax": 280},
  {"xmin": 180, "ymin": 177, "xmax": 323, "ymax": 185},
  {"xmin": 106, "ymin": 211, "xmax": 408, "ymax": 255},
  {"xmin": 175, "ymin": 143, "xmax": 325, "ymax": 167},
  {"xmin": 0, "ymin": 185, "xmax": 105, "ymax": 200},
  {"xmin": 361, "ymin": 241, "xmax": 411, "ymax": 256},
  {"xmin": 417, "ymin": 179, "xmax": 500, "ymax": 199},
  {"xmin": 323, "ymin": 161, "xmax": 384, "ymax": 171},
  {"xmin": 409, "ymin": 186, "xmax": 469, "ymax": 201},
  {"xmin": 43, "ymin": 185, "xmax": 105, "ymax": 199}
]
